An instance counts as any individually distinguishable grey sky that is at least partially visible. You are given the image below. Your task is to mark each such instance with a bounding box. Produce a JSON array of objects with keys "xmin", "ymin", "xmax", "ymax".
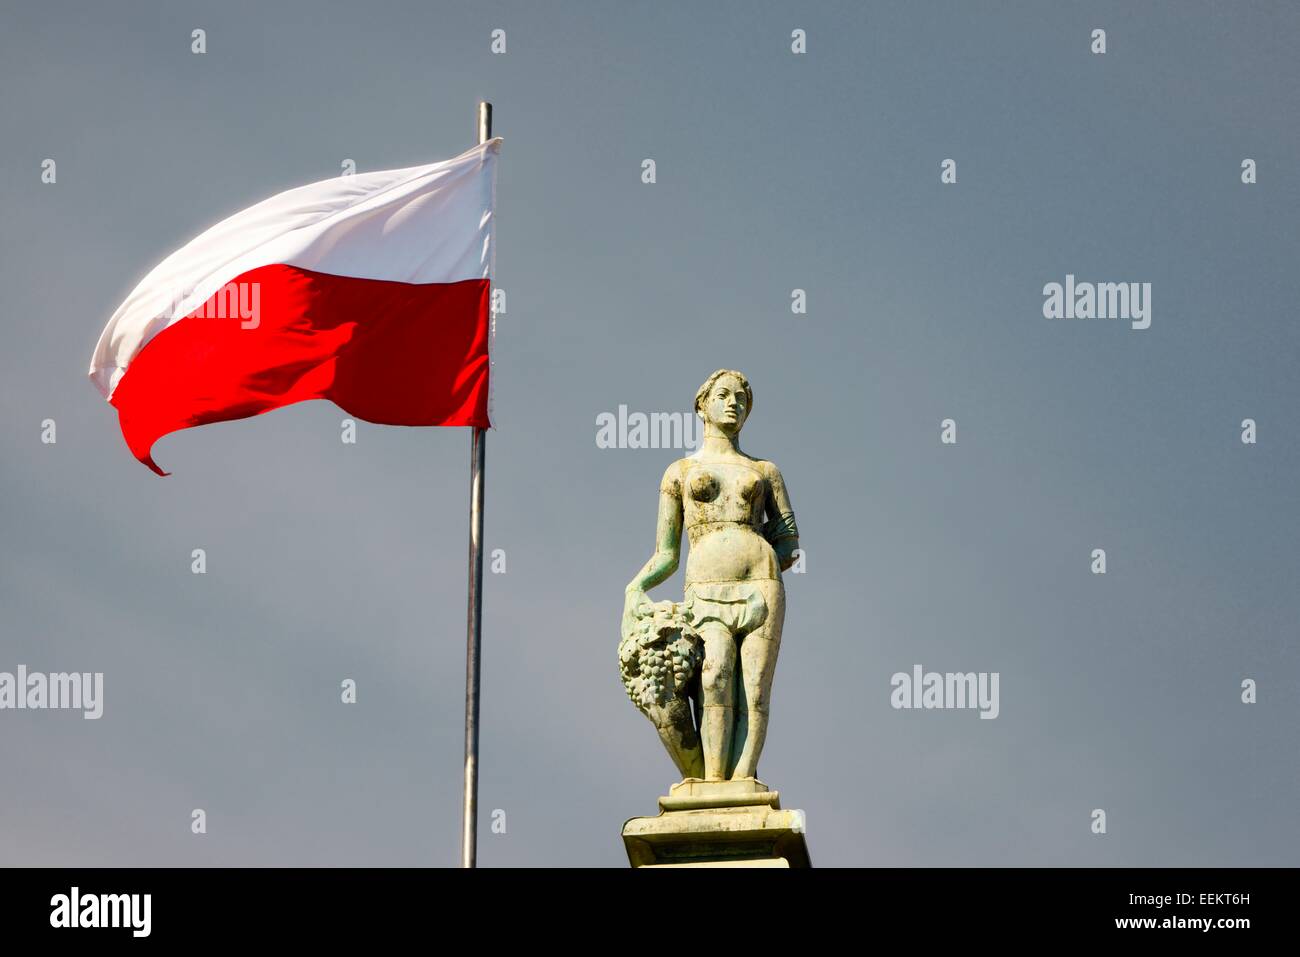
[{"xmin": 1, "ymin": 0, "xmax": 1297, "ymax": 866}]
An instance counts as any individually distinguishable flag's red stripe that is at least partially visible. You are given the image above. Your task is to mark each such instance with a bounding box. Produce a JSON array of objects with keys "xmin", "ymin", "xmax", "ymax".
[{"xmin": 109, "ymin": 264, "xmax": 490, "ymax": 475}]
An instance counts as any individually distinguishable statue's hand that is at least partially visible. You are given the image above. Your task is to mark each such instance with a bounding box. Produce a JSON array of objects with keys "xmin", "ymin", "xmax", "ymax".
[{"xmin": 621, "ymin": 586, "xmax": 653, "ymax": 640}]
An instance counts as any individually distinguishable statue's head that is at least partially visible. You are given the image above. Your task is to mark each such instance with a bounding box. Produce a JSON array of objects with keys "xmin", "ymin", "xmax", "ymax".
[{"xmin": 695, "ymin": 369, "xmax": 752, "ymax": 437}]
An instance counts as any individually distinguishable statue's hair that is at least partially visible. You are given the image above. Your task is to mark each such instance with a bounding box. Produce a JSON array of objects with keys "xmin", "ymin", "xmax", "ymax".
[{"xmin": 695, "ymin": 369, "xmax": 753, "ymax": 417}]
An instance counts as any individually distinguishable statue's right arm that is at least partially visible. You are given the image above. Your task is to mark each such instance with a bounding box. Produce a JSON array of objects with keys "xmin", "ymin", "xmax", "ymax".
[{"xmin": 623, "ymin": 462, "xmax": 684, "ymax": 629}]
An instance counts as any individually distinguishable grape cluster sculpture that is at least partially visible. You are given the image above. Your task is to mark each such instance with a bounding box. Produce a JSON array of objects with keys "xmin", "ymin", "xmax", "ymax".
[{"xmin": 617, "ymin": 600, "xmax": 702, "ymax": 712}]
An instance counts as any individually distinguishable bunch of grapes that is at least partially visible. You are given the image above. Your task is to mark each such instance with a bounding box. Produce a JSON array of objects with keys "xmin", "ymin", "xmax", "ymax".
[{"xmin": 618, "ymin": 600, "xmax": 702, "ymax": 713}]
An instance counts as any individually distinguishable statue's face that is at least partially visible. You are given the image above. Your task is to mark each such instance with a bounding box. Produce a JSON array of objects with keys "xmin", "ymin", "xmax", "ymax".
[{"xmin": 699, "ymin": 374, "xmax": 749, "ymax": 435}]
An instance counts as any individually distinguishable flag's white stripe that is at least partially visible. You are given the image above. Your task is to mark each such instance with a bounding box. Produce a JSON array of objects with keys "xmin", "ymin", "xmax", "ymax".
[{"xmin": 89, "ymin": 139, "xmax": 500, "ymax": 400}]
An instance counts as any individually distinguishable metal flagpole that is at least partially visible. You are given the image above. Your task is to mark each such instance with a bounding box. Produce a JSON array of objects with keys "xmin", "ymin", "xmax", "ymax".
[{"xmin": 461, "ymin": 100, "xmax": 492, "ymax": 869}]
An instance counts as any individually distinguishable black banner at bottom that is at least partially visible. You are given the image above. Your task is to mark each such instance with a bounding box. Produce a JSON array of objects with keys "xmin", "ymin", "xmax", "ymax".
[{"xmin": 0, "ymin": 867, "xmax": 1283, "ymax": 941}]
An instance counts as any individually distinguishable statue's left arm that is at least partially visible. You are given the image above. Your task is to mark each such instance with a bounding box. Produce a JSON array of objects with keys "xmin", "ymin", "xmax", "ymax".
[{"xmin": 762, "ymin": 463, "xmax": 800, "ymax": 571}]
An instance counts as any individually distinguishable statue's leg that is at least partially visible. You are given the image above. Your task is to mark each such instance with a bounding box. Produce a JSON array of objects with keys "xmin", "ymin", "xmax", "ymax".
[
  {"xmin": 728, "ymin": 646, "xmax": 748, "ymax": 779},
  {"xmin": 698, "ymin": 621, "xmax": 737, "ymax": 781},
  {"xmin": 729, "ymin": 580, "xmax": 784, "ymax": 779}
]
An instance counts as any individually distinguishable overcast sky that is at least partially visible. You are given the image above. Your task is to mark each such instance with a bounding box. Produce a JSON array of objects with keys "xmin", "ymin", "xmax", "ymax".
[{"xmin": 2, "ymin": 0, "xmax": 1297, "ymax": 866}]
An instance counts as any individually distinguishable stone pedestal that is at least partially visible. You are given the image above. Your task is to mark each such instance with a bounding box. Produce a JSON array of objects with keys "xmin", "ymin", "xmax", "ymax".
[{"xmin": 621, "ymin": 778, "xmax": 811, "ymax": 868}]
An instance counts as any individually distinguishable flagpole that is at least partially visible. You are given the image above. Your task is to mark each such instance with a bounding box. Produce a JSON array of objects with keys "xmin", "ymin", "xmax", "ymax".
[{"xmin": 461, "ymin": 100, "xmax": 492, "ymax": 869}]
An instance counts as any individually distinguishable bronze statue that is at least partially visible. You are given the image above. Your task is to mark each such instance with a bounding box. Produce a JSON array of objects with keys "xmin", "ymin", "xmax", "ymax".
[{"xmin": 620, "ymin": 370, "xmax": 799, "ymax": 781}]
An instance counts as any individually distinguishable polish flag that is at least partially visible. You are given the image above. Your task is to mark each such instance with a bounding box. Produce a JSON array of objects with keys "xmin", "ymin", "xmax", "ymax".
[{"xmin": 88, "ymin": 139, "xmax": 501, "ymax": 474}]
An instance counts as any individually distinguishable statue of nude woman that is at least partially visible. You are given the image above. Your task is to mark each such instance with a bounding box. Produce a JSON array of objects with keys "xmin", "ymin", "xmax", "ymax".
[{"xmin": 621, "ymin": 370, "xmax": 800, "ymax": 782}]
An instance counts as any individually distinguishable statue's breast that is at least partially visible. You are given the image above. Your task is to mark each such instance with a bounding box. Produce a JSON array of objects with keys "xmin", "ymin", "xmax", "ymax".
[
  {"xmin": 685, "ymin": 463, "xmax": 766, "ymax": 521},
  {"xmin": 688, "ymin": 470, "xmax": 721, "ymax": 503}
]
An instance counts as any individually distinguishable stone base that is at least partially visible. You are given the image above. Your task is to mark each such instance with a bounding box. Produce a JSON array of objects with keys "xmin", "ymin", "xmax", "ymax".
[{"xmin": 622, "ymin": 778, "xmax": 811, "ymax": 868}]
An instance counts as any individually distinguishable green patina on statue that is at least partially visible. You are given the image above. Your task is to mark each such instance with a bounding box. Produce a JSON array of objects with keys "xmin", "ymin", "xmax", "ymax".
[{"xmin": 620, "ymin": 370, "xmax": 800, "ymax": 782}]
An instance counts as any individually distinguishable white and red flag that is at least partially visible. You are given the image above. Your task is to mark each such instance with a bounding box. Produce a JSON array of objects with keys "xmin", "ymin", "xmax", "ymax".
[{"xmin": 88, "ymin": 138, "xmax": 501, "ymax": 474}]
